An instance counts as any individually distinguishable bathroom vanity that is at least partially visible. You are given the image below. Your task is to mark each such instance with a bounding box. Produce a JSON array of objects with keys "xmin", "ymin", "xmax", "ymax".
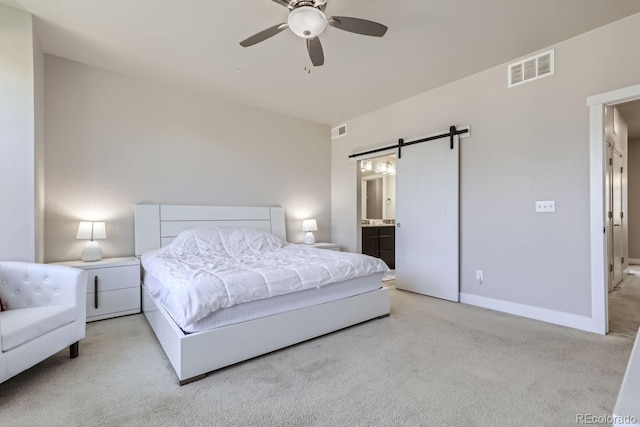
[{"xmin": 362, "ymin": 224, "xmax": 395, "ymax": 269}]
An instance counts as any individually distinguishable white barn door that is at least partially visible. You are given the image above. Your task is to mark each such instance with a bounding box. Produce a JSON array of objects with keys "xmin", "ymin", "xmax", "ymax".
[{"xmin": 395, "ymin": 134, "xmax": 459, "ymax": 301}]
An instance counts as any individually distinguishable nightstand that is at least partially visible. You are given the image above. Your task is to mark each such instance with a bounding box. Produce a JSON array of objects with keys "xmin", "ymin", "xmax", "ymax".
[
  {"xmin": 312, "ymin": 242, "xmax": 341, "ymax": 251},
  {"xmin": 53, "ymin": 257, "xmax": 140, "ymax": 322}
]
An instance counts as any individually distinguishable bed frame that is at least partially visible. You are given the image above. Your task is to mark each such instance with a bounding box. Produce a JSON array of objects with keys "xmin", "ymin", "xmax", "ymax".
[{"xmin": 134, "ymin": 204, "xmax": 390, "ymax": 385}]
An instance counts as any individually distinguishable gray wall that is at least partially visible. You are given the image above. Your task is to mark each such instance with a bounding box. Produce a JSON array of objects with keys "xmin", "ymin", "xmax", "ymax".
[
  {"xmin": 628, "ymin": 138, "xmax": 640, "ymax": 259},
  {"xmin": 0, "ymin": 5, "xmax": 39, "ymax": 262},
  {"xmin": 331, "ymin": 12, "xmax": 640, "ymax": 317},
  {"xmin": 44, "ymin": 56, "xmax": 331, "ymax": 262}
]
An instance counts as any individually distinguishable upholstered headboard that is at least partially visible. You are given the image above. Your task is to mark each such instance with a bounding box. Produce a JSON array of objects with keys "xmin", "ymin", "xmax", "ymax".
[{"xmin": 134, "ymin": 204, "xmax": 286, "ymax": 256}]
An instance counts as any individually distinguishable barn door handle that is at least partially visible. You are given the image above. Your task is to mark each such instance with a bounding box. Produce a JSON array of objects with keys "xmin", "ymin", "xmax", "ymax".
[{"xmin": 614, "ymin": 224, "xmax": 621, "ymax": 227}]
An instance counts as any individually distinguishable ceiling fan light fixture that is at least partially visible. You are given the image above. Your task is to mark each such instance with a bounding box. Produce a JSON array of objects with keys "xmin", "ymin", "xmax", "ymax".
[{"xmin": 287, "ymin": 6, "xmax": 328, "ymax": 38}]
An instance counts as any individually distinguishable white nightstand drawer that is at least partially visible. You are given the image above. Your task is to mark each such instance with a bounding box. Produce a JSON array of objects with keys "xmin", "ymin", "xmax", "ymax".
[
  {"xmin": 85, "ymin": 264, "xmax": 139, "ymax": 294},
  {"xmin": 54, "ymin": 257, "xmax": 141, "ymax": 321},
  {"xmin": 86, "ymin": 287, "xmax": 140, "ymax": 321}
]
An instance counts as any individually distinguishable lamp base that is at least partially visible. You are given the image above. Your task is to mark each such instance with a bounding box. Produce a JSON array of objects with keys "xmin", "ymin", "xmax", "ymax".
[
  {"xmin": 304, "ymin": 231, "xmax": 315, "ymax": 245},
  {"xmin": 81, "ymin": 241, "xmax": 103, "ymax": 262}
]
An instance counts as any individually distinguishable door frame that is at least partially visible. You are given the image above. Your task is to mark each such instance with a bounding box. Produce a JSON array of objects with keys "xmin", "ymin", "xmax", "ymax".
[
  {"xmin": 611, "ymin": 145, "xmax": 624, "ymax": 289},
  {"xmin": 588, "ymin": 83, "xmax": 640, "ymax": 334}
]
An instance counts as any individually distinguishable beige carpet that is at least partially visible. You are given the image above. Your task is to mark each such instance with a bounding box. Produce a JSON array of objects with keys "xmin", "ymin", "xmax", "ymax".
[{"xmin": 0, "ymin": 288, "xmax": 635, "ymax": 426}]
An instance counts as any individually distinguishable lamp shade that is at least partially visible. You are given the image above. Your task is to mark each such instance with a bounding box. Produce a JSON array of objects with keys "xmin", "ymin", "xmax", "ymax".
[
  {"xmin": 302, "ymin": 219, "xmax": 318, "ymax": 232},
  {"xmin": 287, "ymin": 6, "xmax": 328, "ymax": 38},
  {"xmin": 76, "ymin": 221, "xmax": 107, "ymax": 240}
]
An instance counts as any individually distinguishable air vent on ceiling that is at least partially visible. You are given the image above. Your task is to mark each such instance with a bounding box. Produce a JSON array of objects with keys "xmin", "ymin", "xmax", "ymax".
[
  {"xmin": 331, "ymin": 124, "xmax": 347, "ymax": 140},
  {"xmin": 508, "ymin": 49, "xmax": 554, "ymax": 88}
]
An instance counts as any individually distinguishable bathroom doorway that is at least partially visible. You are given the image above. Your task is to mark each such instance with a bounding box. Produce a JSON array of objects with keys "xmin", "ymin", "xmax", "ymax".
[{"xmin": 359, "ymin": 154, "xmax": 396, "ymax": 275}]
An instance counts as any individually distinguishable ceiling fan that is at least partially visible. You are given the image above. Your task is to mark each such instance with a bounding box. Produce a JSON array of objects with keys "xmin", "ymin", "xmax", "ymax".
[{"xmin": 239, "ymin": 0, "xmax": 388, "ymax": 67}]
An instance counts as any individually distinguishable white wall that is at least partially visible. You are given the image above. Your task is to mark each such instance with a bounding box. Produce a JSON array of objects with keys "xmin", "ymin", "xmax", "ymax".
[
  {"xmin": 0, "ymin": 5, "xmax": 38, "ymax": 262},
  {"xmin": 44, "ymin": 56, "xmax": 330, "ymax": 262},
  {"xmin": 332, "ymin": 12, "xmax": 640, "ymax": 319},
  {"xmin": 384, "ymin": 173, "xmax": 396, "ymax": 220}
]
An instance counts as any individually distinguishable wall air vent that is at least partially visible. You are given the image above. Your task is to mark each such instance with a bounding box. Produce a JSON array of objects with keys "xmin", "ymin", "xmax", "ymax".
[
  {"xmin": 331, "ymin": 124, "xmax": 347, "ymax": 140},
  {"xmin": 508, "ymin": 49, "xmax": 554, "ymax": 88}
]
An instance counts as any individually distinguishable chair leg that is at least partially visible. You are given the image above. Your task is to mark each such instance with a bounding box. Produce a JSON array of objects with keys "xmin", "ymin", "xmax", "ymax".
[{"xmin": 69, "ymin": 341, "xmax": 79, "ymax": 359}]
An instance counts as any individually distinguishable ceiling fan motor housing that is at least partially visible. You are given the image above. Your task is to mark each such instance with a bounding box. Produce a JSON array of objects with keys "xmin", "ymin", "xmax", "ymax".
[{"xmin": 290, "ymin": 0, "xmax": 327, "ymax": 8}]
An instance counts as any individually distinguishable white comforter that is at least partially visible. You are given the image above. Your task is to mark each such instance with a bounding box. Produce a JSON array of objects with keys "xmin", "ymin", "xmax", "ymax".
[{"xmin": 141, "ymin": 227, "xmax": 389, "ymax": 328}]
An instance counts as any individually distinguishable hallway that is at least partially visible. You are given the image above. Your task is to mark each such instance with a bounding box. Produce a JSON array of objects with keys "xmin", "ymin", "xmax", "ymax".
[{"xmin": 609, "ymin": 268, "xmax": 640, "ymax": 338}]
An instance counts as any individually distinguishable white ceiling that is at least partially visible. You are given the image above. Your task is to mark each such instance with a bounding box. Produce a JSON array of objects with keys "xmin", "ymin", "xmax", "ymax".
[{"xmin": 4, "ymin": 0, "xmax": 640, "ymax": 125}]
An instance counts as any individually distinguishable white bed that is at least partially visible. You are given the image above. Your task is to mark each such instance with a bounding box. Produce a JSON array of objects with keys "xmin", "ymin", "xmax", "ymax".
[{"xmin": 135, "ymin": 204, "xmax": 390, "ymax": 385}]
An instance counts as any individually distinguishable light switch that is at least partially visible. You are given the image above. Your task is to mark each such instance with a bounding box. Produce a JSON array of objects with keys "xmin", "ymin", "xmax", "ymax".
[{"xmin": 535, "ymin": 201, "xmax": 555, "ymax": 213}]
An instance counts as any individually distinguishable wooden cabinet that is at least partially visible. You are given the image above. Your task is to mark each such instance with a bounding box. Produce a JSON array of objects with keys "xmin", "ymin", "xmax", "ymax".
[
  {"xmin": 362, "ymin": 226, "xmax": 395, "ymax": 269},
  {"xmin": 53, "ymin": 257, "xmax": 140, "ymax": 322}
]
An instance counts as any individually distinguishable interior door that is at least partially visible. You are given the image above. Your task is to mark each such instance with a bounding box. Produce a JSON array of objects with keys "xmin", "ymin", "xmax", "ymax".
[
  {"xmin": 612, "ymin": 151, "xmax": 624, "ymax": 286},
  {"xmin": 395, "ymin": 134, "xmax": 459, "ymax": 301},
  {"xmin": 606, "ymin": 144, "xmax": 614, "ymax": 292}
]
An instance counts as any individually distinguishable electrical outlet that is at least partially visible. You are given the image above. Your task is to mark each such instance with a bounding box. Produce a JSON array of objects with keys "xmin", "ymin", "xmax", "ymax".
[
  {"xmin": 535, "ymin": 201, "xmax": 555, "ymax": 212},
  {"xmin": 476, "ymin": 270, "xmax": 483, "ymax": 285}
]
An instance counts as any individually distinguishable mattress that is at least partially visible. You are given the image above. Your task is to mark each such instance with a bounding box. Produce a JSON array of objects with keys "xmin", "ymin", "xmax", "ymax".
[
  {"xmin": 144, "ymin": 272, "xmax": 383, "ymax": 333},
  {"xmin": 141, "ymin": 227, "xmax": 389, "ymax": 328}
]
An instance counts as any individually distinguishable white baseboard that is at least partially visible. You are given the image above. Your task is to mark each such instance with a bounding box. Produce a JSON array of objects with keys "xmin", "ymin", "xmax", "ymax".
[
  {"xmin": 459, "ymin": 293, "xmax": 600, "ymax": 333},
  {"xmin": 628, "ymin": 258, "xmax": 640, "ymax": 265}
]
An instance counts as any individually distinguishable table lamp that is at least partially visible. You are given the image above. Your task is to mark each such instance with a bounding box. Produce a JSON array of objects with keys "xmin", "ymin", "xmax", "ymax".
[
  {"xmin": 302, "ymin": 219, "xmax": 317, "ymax": 245},
  {"xmin": 76, "ymin": 221, "xmax": 107, "ymax": 261}
]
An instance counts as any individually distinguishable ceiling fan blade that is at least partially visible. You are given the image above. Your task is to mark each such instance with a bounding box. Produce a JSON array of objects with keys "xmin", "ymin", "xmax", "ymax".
[
  {"xmin": 271, "ymin": 0, "xmax": 291, "ymax": 8},
  {"xmin": 328, "ymin": 16, "xmax": 388, "ymax": 37},
  {"xmin": 306, "ymin": 37, "xmax": 324, "ymax": 67},
  {"xmin": 239, "ymin": 23, "xmax": 288, "ymax": 47}
]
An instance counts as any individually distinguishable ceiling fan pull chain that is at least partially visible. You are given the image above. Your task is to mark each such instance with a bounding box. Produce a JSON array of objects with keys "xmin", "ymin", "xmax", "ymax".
[{"xmin": 304, "ymin": 46, "xmax": 311, "ymax": 74}]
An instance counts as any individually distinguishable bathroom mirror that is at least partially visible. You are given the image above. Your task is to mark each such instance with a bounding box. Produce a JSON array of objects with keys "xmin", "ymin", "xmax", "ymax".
[
  {"xmin": 360, "ymin": 155, "xmax": 396, "ymax": 222},
  {"xmin": 361, "ymin": 174, "xmax": 395, "ymax": 221},
  {"xmin": 364, "ymin": 177, "xmax": 383, "ymax": 219}
]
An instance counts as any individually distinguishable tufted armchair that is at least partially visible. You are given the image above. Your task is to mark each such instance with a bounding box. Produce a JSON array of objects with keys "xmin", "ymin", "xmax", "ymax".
[{"xmin": 0, "ymin": 262, "xmax": 87, "ymax": 384}]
